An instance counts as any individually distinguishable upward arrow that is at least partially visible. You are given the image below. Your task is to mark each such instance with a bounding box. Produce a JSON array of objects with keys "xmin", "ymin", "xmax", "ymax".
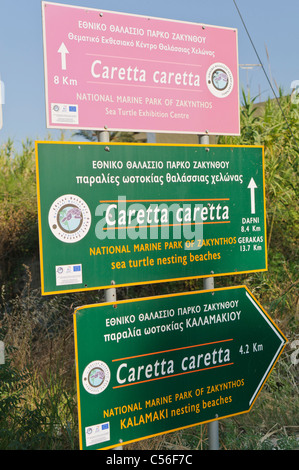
[
  {"xmin": 247, "ymin": 178, "xmax": 257, "ymax": 214},
  {"xmin": 58, "ymin": 42, "xmax": 69, "ymax": 70}
]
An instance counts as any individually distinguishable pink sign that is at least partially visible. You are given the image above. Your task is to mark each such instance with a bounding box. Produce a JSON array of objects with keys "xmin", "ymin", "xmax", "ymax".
[{"xmin": 42, "ymin": 2, "xmax": 240, "ymax": 135}]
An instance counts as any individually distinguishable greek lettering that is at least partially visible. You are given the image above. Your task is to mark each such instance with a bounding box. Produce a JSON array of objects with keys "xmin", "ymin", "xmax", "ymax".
[
  {"xmin": 104, "ymin": 326, "xmax": 142, "ymax": 343},
  {"xmin": 110, "ymin": 25, "xmax": 145, "ymax": 36},
  {"xmin": 211, "ymin": 172, "xmax": 243, "ymax": 184},
  {"xmin": 76, "ymin": 174, "xmax": 120, "ymax": 186},
  {"xmin": 171, "ymin": 33, "xmax": 206, "ymax": 43}
]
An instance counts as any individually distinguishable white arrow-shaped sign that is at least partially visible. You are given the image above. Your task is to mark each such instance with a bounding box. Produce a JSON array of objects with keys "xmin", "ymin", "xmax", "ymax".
[
  {"xmin": 58, "ymin": 42, "xmax": 69, "ymax": 70},
  {"xmin": 248, "ymin": 177, "xmax": 257, "ymax": 214}
]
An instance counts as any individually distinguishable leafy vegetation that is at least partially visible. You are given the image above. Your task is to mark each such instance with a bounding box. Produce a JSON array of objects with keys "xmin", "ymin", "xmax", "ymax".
[{"xmin": 0, "ymin": 92, "xmax": 298, "ymax": 450}]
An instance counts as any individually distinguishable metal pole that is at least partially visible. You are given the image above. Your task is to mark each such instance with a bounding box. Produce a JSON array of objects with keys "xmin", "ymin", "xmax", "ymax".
[
  {"xmin": 0, "ymin": 341, "xmax": 4, "ymax": 365},
  {"xmin": 99, "ymin": 130, "xmax": 117, "ymax": 304},
  {"xmin": 198, "ymin": 134, "xmax": 219, "ymax": 450},
  {"xmin": 99, "ymin": 130, "xmax": 122, "ymax": 450},
  {"xmin": 147, "ymin": 132, "xmax": 156, "ymax": 143}
]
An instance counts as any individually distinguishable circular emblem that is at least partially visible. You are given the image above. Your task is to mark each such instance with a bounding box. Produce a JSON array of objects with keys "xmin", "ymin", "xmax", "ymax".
[
  {"xmin": 82, "ymin": 361, "xmax": 111, "ymax": 395},
  {"xmin": 206, "ymin": 63, "xmax": 234, "ymax": 98},
  {"xmin": 48, "ymin": 194, "xmax": 91, "ymax": 243}
]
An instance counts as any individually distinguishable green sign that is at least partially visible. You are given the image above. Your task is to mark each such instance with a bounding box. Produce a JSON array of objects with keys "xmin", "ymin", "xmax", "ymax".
[
  {"xmin": 73, "ymin": 286, "xmax": 287, "ymax": 450},
  {"xmin": 36, "ymin": 142, "xmax": 267, "ymax": 295}
]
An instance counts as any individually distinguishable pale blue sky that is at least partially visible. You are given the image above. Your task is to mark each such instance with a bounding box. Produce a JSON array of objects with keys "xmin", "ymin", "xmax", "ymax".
[{"xmin": 0, "ymin": 0, "xmax": 298, "ymax": 147}]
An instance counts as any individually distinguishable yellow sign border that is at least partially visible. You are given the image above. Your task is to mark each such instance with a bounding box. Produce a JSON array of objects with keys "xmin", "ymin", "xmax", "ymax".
[{"xmin": 35, "ymin": 142, "xmax": 267, "ymax": 295}]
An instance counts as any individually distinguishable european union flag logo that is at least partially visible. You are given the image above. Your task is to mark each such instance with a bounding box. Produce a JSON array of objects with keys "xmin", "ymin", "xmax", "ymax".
[{"xmin": 69, "ymin": 106, "xmax": 77, "ymax": 112}]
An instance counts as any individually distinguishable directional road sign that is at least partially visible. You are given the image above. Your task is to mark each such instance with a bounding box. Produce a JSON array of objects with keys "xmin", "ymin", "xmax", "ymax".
[
  {"xmin": 41, "ymin": 1, "xmax": 240, "ymax": 136},
  {"xmin": 35, "ymin": 142, "xmax": 267, "ymax": 295},
  {"xmin": 73, "ymin": 286, "xmax": 287, "ymax": 450}
]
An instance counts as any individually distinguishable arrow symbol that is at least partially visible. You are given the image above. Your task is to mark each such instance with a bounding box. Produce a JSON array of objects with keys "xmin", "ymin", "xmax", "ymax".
[
  {"xmin": 58, "ymin": 42, "xmax": 69, "ymax": 70},
  {"xmin": 247, "ymin": 178, "xmax": 257, "ymax": 214}
]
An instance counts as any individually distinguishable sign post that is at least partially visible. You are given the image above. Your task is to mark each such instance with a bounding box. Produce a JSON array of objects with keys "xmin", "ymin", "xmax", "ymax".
[
  {"xmin": 199, "ymin": 133, "xmax": 219, "ymax": 449},
  {"xmin": 0, "ymin": 341, "xmax": 4, "ymax": 365},
  {"xmin": 98, "ymin": 131, "xmax": 117, "ymax": 306},
  {"xmin": 73, "ymin": 286, "xmax": 287, "ymax": 450},
  {"xmin": 39, "ymin": 3, "xmax": 285, "ymax": 453}
]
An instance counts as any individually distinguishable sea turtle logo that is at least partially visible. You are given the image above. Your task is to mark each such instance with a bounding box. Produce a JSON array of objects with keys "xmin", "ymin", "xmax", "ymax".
[
  {"xmin": 212, "ymin": 69, "xmax": 229, "ymax": 91},
  {"xmin": 58, "ymin": 205, "xmax": 83, "ymax": 233},
  {"xmin": 206, "ymin": 63, "xmax": 234, "ymax": 98},
  {"xmin": 82, "ymin": 361, "xmax": 111, "ymax": 395},
  {"xmin": 48, "ymin": 194, "xmax": 91, "ymax": 243}
]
